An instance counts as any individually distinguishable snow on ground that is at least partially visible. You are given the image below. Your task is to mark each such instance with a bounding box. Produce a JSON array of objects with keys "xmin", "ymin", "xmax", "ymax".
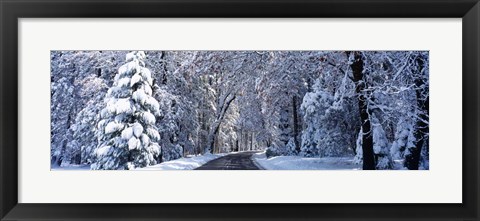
[
  {"xmin": 51, "ymin": 153, "xmax": 227, "ymax": 170},
  {"xmin": 252, "ymin": 151, "xmax": 361, "ymax": 170},
  {"xmin": 51, "ymin": 164, "xmax": 91, "ymax": 171},
  {"xmin": 137, "ymin": 153, "xmax": 227, "ymax": 170}
]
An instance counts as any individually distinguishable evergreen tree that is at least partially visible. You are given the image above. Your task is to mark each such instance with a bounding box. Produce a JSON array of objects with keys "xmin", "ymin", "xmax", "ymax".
[
  {"xmin": 371, "ymin": 113, "xmax": 394, "ymax": 169},
  {"xmin": 50, "ymin": 52, "xmax": 77, "ymax": 167},
  {"xmin": 300, "ymin": 79, "xmax": 357, "ymax": 158},
  {"xmin": 93, "ymin": 51, "xmax": 161, "ymax": 170},
  {"xmin": 390, "ymin": 117, "xmax": 415, "ymax": 160},
  {"xmin": 300, "ymin": 82, "xmax": 330, "ymax": 157},
  {"xmin": 66, "ymin": 75, "xmax": 109, "ymax": 165}
]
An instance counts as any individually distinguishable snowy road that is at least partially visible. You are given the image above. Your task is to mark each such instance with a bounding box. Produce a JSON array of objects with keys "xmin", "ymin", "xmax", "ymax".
[{"xmin": 195, "ymin": 151, "xmax": 261, "ymax": 170}]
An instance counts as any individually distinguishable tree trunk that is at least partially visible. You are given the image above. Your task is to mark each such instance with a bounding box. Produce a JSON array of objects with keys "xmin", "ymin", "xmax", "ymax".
[
  {"xmin": 239, "ymin": 129, "xmax": 243, "ymax": 152},
  {"xmin": 206, "ymin": 124, "xmax": 220, "ymax": 154},
  {"xmin": 244, "ymin": 131, "xmax": 248, "ymax": 151},
  {"xmin": 405, "ymin": 56, "xmax": 429, "ymax": 170},
  {"xmin": 250, "ymin": 132, "xmax": 254, "ymax": 151},
  {"xmin": 279, "ymin": 106, "xmax": 291, "ymax": 146},
  {"xmin": 348, "ymin": 51, "xmax": 375, "ymax": 170},
  {"xmin": 205, "ymin": 94, "xmax": 236, "ymax": 153},
  {"xmin": 247, "ymin": 132, "xmax": 250, "ymax": 151},
  {"xmin": 214, "ymin": 129, "xmax": 220, "ymax": 153},
  {"xmin": 292, "ymin": 96, "xmax": 300, "ymax": 152},
  {"xmin": 160, "ymin": 51, "xmax": 168, "ymax": 84}
]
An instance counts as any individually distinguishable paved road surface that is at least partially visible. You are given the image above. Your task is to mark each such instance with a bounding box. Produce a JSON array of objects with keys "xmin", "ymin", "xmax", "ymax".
[{"xmin": 195, "ymin": 151, "xmax": 261, "ymax": 170}]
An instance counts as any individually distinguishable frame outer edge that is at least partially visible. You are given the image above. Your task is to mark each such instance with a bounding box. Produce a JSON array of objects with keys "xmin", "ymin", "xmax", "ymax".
[
  {"xmin": 0, "ymin": 1, "xmax": 6, "ymax": 220},
  {"xmin": 0, "ymin": 0, "xmax": 3, "ymax": 218},
  {"xmin": 0, "ymin": 0, "xmax": 478, "ymax": 18},
  {"xmin": 474, "ymin": 2, "xmax": 479, "ymax": 220},
  {"xmin": 476, "ymin": 3, "xmax": 479, "ymax": 220},
  {"xmin": 1, "ymin": 0, "xmax": 19, "ymax": 220},
  {"xmin": 1, "ymin": 0, "xmax": 480, "ymax": 221},
  {"xmin": 463, "ymin": 2, "xmax": 480, "ymax": 220}
]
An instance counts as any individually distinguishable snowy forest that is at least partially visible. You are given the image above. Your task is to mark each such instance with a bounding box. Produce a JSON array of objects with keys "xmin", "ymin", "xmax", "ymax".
[{"xmin": 51, "ymin": 51, "xmax": 429, "ymax": 170}]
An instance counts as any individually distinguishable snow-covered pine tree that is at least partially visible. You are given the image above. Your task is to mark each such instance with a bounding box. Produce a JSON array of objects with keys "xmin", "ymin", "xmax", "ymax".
[
  {"xmin": 353, "ymin": 128, "xmax": 363, "ymax": 164},
  {"xmin": 390, "ymin": 117, "xmax": 415, "ymax": 160},
  {"xmin": 371, "ymin": 113, "xmax": 394, "ymax": 169},
  {"xmin": 50, "ymin": 76, "xmax": 76, "ymax": 166},
  {"xmin": 285, "ymin": 137, "xmax": 298, "ymax": 155},
  {"xmin": 148, "ymin": 51, "xmax": 198, "ymax": 158},
  {"xmin": 66, "ymin": 75, "xmax": 109, "ymax": 165},
  {"xmin": 93, "ymin": 51, "xmax": 161, "ymax": 170},
  {"xmin": 51, "ymin": 51, "xmax": 128, "ymax": 167},
  {"xmin": 50, "ymin": 52, "xmax": 77, "ymax": 167},
  {"xmin": 300, "ymin": 75, "xmax": 357, "ymax": 158},
  {"xmin": 300, "ymin": 82, "xmax": 329, "ymax": 157}
]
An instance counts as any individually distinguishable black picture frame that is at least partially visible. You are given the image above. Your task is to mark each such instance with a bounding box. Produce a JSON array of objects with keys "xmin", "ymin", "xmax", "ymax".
[{"xmin": 1, "ymin": 0, "xmax": 479, "ymax": 220}]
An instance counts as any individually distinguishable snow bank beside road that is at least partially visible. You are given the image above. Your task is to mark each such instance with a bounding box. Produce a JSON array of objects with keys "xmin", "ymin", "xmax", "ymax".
[
  {"xmin": 52, "ymin": 153, "xmax": 227, "ymax": 170},
  {"xmin": 251, "ymin": 151, "xmax": 360, "ymax": 170},
  {"xmin": 137, "ymin": 153, "xmax": 227, "ymax": 170}
]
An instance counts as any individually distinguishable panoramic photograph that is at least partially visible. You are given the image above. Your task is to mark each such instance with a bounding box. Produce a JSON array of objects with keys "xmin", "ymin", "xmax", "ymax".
[{"xmin": 51, "ymin": 50, "xmax": 429, "ymax": 170}]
